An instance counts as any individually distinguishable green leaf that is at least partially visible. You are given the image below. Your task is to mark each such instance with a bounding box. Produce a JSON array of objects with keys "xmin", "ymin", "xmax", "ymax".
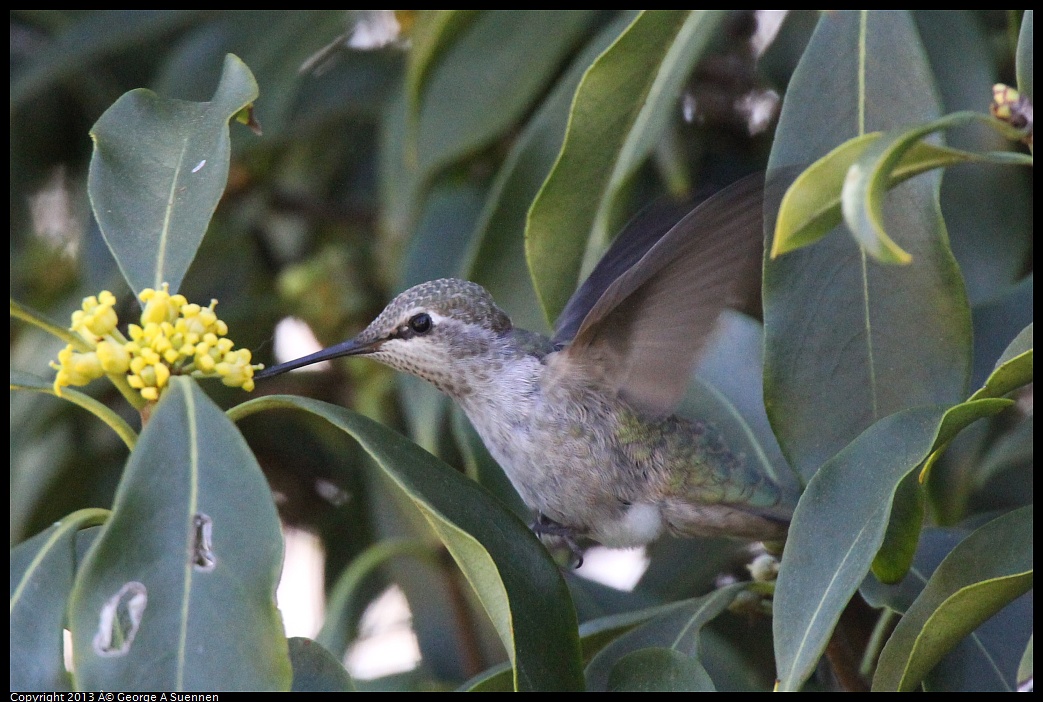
[
  {"xmin": 578, "ymin": 599, "xmax": 687, "ymax": 661},
  {"xmin": 414, "ymin": 10, "xmax": 596, "ymax": 180},
  {"xmin": 764, "ymin": 10, "xmax": 972, "ymax": 482},
  {"xmin": 288, "ymin": 637, "xmax": 356, "ymax": 692},
  {"xmin": 585, "ymin": 586, "xmax": 742, "ymax": 691},
  {"xmin": 840, "ymin": 113, "xmax": 1031, "ymax": 265},
  {"xmin": 773, "ymin": 137, "xmax": 970, "ymax": 259},
  {"xmin": 860, "ymin": 526, "xmax": 1031, "ymax": 691},
  {"xmin": 459, "ymin": 662, "xmax": 515, "ymax": 691},
  {"xmin": 860, "ymin": 527, "xmax": 963, "ymax": 613},
  {"xmin": 380, "ymin": 10, "xmax": 596, "ymax": 261},
  {"xmin": 401, "ymin": 183, "xmax": 487, "ymax": 290},
  {"xmin": 773, "ymin": 399, "xmax": 1013, "ymax": 690},
  {"xmin": 88, "ymin": 53, "xmax": 259, "ymax": 296},
  {"xmin": 10, "ymin": 508, "xmax": 110, "ymax": 692},
  {"xmin": 1016, "ymin": 11, "xmax": 1032, "ymax": 101},
  {"xmin": 229, "ymin": 395, "xmax": 584, "ymax": 691},
  {"xmin": 464, "ymin": 12, "xmax": 636, "ymax": 336},
  {"xmin": 153, "ymin": 12, "xmax": 345, "ymax": 139},
  {"xmin": 583, "ymin": 11, "xmax": 732, "ymax": 268},
  {"xmin": 404, "ymin": 11, "xmax": 480, "ymax": 134},
  {"xmin": 68, "ymin": 377, "xmax": 290, "ymax": 691},
  {"xmin": 922, "ymin": 586, "xmax": 1031, "ymax": 692},
  {"xmin": 10, "ymin": 10, "xmax": 206, "ymax": 111},
  {"xmin": 970, "ymin": 323, "xmax": 1033, "ymax": 401},
  {"xmin": 915, "ymin": 11, "xmax": 1034, "ymax": 305},
  {"xmin": 607, "ymin": 647, "xmax": 713, "ymax": 692},
  {"xmin": 873, "ymin": 506, "xmax": 1033, "ymax": 691},
  {"xmin": 526, "ymin": 10, "xmax": 729, "ymax": 324},
  {"xmin": 771, "ymin": 120, "xmax": 1030, "ymax": 262},
  {"xmin": 870, "ymin": 470, "xmax": 925, "ymax": 584},
  {"xmin": 1018, "ymin": 636, "xmax": 1033, "ymax": 691},
  {"xmin": 920, "ymin": 322, "xmax": 1033, "ymax": 482},
  {"xmin": 771, "ymin": 133, "xmax": 879, "ymax": 257}
]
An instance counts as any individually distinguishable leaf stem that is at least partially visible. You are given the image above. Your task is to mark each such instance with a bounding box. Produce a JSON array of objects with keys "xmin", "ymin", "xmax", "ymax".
[
  {"xmin": 10, "ymin": 298, "xmax": 91, "ymax": 351},
  {"xmin": 11, "ymin": 380, "xmax": 137, "ymax": 450}
]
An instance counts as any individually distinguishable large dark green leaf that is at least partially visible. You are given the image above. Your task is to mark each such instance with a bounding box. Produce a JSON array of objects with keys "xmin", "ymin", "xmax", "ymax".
[
  {"xmin": 861, "ymin": 527, "xmax": 1032, "ymax": 692},
  {"xmin": 578, "ymin": 599, "xmax": 687, "ymax": 661},
  {"xmin": 229, "ymin": 395, "xmax": 584, "ymax": 691},
  {"xmin": 464, "ymin": 12, "xmax": 637, "ymax": 336},
  {"xmin": 88, "ymin": 54, "xmax": 259, "ymax": 296},
  {"xmin": 382, "ymin": 11, "xmax": 596, "ymax": 247},
  {"xmin": 773, "ymin": 399, "xmax": 1013, "ymax": 691},
  {"xmin": 414, "ymin": 10, "xmax": 596, "ymax": 180},
  {"xmin": 873, "ymin": 506, "xmax": 1033, "ymax": 691},
  {"xmin": 459, "ymin": 661, "xmax": 514, "ymax": 691},
  {"xmin": 764, "ymin": 10, "xmax": 971, "ymax": 482},
  {"xmin": 526, "ymin": 10, "xmax": 730, "ymax": 324},
  {"xmin": 916, "ymin": 11, "xmax": 1033, "ymax": 305},
  {"xmin": 10, "ymin": 509, "xmax": 109, "ymax": 691},
  {"xmin": 68, "ymin": 377, "xmax": 290, "ymax": 691}
]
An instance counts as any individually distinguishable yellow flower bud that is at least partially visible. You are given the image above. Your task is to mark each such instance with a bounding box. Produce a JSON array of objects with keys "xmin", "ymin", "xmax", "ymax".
[
  {"xmin": 96, "ymin": 341, "xmax": 131, "ymax": 374},
  {"xmin": 153, "ymin": 363, "xmax": 171, "ymax": 388},
  {"xmin": 50, "ymin": 345, "xmax": 105, "ymax": 394},
  {"xmin": 140, "ymin": 284, "xmax": 182, "ymax": 325}
]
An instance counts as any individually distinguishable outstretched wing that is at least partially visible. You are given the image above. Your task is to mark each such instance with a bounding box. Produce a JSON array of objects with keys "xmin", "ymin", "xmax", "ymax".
[{"xmin": 554, "ymin": 174, "xmax": 765, "ymax": 417}]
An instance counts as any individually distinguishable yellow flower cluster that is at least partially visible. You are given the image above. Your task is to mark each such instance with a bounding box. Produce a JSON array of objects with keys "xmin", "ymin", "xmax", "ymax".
[{"xmin": 50, "ymin": 284, "xmax": 263, "ymax": 402}]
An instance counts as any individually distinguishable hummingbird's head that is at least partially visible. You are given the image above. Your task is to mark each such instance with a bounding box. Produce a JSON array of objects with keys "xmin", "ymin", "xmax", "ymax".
[{"xmin": 256, "ymin": 278, "xmax": 515, "ymax": 398}]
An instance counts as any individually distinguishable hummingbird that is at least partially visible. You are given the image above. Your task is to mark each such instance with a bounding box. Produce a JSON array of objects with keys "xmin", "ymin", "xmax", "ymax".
[{"xmin": 256, "ymin": 175, "xmax": 792, "ymax": 555}]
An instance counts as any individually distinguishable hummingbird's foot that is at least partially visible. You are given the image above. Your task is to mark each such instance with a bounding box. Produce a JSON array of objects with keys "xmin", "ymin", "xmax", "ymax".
[{"xmin": 531, "ymin": 513, "xmax": 586, "ymax": 568}]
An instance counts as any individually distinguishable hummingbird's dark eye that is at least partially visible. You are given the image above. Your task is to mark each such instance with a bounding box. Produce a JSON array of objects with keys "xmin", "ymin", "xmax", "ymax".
[{"xmin": 409, "ymin": 313, "xmax": 433, "ymax": 334}]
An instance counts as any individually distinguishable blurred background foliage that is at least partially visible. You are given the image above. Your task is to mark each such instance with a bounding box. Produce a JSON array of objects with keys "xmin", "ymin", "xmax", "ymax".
[{"xmin": 10, "ymin": 10, "xmax": 1032, "ymax": 691}]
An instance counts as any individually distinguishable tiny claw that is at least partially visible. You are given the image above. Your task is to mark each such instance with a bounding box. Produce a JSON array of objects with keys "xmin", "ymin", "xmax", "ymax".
[{"xmin": 531, "ymin": 513, "xmax": 586, "ymax": 568}]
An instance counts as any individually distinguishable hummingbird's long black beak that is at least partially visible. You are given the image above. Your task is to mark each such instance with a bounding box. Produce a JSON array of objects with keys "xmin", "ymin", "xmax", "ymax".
[{"xmin": 254, "ymin": 336, "xmax": 378, "ymax": 379}]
